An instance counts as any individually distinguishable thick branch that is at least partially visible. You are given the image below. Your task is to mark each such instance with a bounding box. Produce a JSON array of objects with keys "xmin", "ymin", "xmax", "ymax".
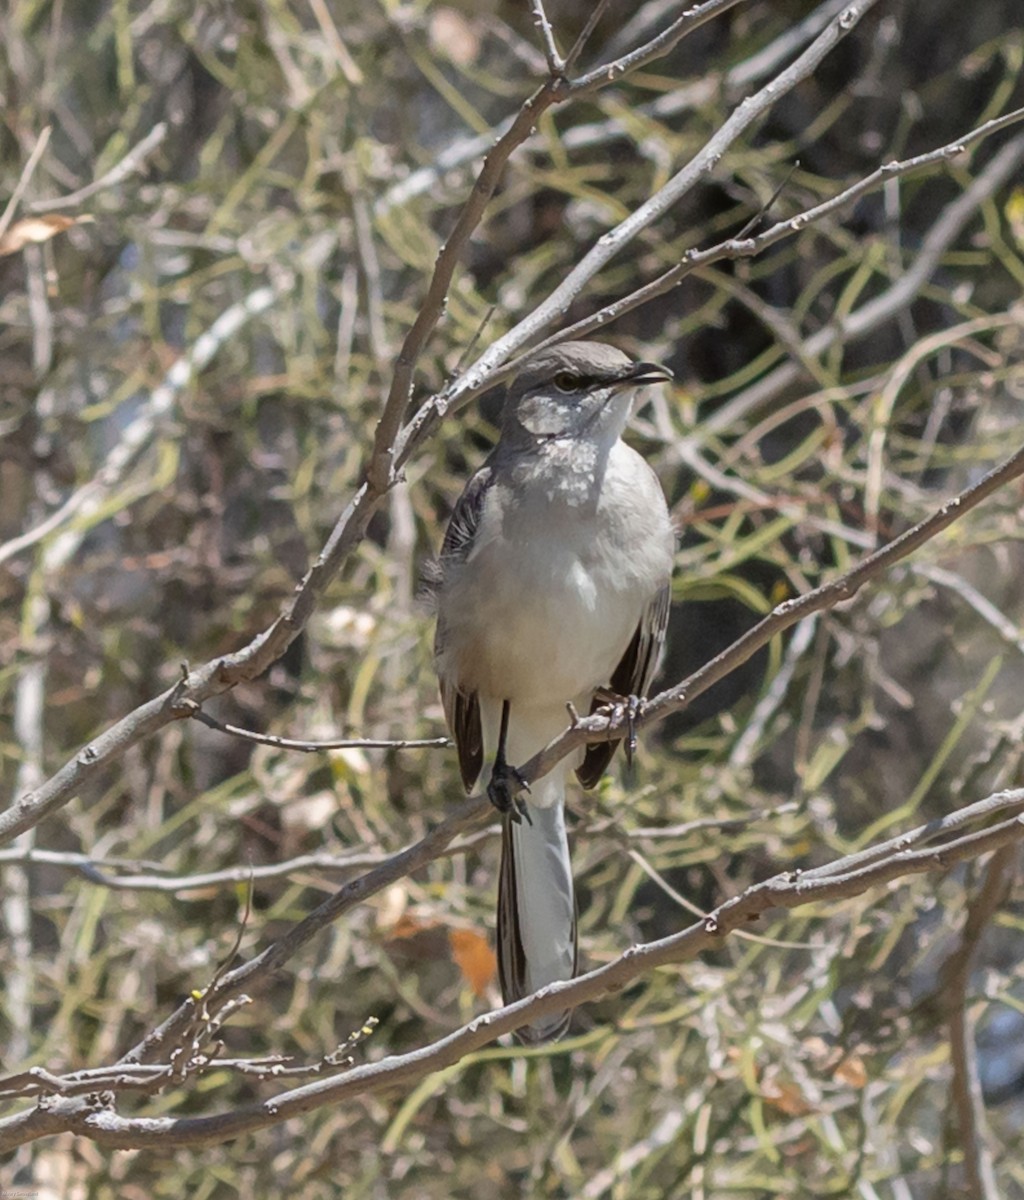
[
  {"xmin": 1, "ymin": 0, "xmax": 754, "ymax": 845},
  {"xmin": 502, "ymin": 108, "xmax": 1024, "ymax": 377},
  {"xmin": 3, "ymin": 786, "xmax": 1022, "ymax": 1151},
  {"xmin": 394, "ymin": 0, "xmax": 888, "ymax": 464},
  {"xmin": 518, "ymin": 435, "xmax": 1024, "ymax": 787}
]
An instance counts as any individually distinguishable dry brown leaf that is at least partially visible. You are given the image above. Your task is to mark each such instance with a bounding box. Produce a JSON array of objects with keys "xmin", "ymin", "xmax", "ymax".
[
  {"xmin": 833, "ymin": 1054, "xmax": 868, "ymax": 1089},
  {"xmin": 760, "ymin": 1076, "xmax": 816, "ymax": 1117},
  {"xmin": 387, "ymin": 913, "xmax": 437, "ymax": 940},
  {"xmin": 0, "ymin": 213, "xmax": 91, "ymax": 256},
  {"xmin": 448, "ymin": 927, "xmax": 497, "ymax": 998}
]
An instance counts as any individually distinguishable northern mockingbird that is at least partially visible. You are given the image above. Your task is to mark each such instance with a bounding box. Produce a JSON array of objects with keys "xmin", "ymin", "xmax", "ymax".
[{"xmin": 431, "ymin": 340, "xmax": 674, "ymax": 1041}]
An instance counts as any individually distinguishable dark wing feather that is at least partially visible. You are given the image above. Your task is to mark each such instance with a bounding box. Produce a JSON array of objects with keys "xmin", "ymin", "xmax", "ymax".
[
  {"xmin": 442, "ymin": 686, "xmax": 483, "ymax": 793},
  {"xmin": 432, "ymin": 466, "xmax": 494, "ymax": 792},
  {"xmin": 439, "ymin": 465, "xmax": 494, "ymax": 564},
  {"xmin": 575, "ymin": 582, "xmax": 671, "ymax": 789}
]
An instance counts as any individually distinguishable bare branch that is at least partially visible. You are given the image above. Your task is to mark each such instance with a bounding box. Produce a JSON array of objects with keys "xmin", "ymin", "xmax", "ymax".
[
  {"xmin": 375, "ymin": 0, "xmax": 849, "ymax": 217},
  {"xmin": 562, "ymin": 0, "xmax": 612, "ymax": 73},
  {"xmin": 0, "ymin": 0, "xmax": 759, "ymax": 844},
  {"xmin": 530, "ymin": 0, "xmax": 565, "ymax": 75},
  {"xmin": 0, "ymin": 801, "xmax": 800, "ymax": 894},
  {"xmin": 393, "ymin": 0, "xmax": 885, "ymax": 461},
  {"xmin": 184, "ymin": 704, "xmax": 449, "ymax": 754},
  {"xmin": 503, "ymin": 107, "xmax": 1024, "ymax": 381},
  {"xmin": 570, "ymin": 0, "xmax": 748, "ymax": 93},
  {"xmin": 3, "ymin": 786, "xmax": 1023, "ymax": 1151},
  {"xmin": 474, "ymin": 0, "xmax": 879, "ymax": 366},
  {"xmin": 518, "ymin": 433, "xmax": 1024, "ymax": 788},
  {"xmin": 26, "ymin": 123, "xmax": 168, "ymax": 214},
  {"xmin": 367, "ymin": 0, "xmax": 743, "ymax": 490},
  {"xmin": 110, "ymin": 793, "xmax": 491, "ymax": 1069}
]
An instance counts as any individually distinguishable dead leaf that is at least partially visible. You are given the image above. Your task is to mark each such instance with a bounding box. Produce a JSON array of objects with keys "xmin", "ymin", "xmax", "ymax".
[
  {"xmin": 760, "ymin": 1076, "xmax": 816, "ymax": 1117},
  {"xmin": 833, "ymin": 1054, "xmax": 868, "ymax": 1089},
  {"xmin": 0, "ymin": 213, "xmax": 92, "ymax": 256},
  {"xmin": 388, "ymin": 913, "xmax": 437, "ymax": 940},
  {"xmin": 448, "ymin": 927, "xmax": 497, "ymax": 998}
]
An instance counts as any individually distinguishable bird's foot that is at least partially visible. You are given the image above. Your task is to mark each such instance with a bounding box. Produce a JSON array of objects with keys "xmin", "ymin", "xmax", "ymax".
[
  {"xmin": 594, "ymin": 689, "xmax": 646, "ymax": 767},
  {"xmin": 487, "ymin": 758, "xmax": 532, "ymax": 826}
]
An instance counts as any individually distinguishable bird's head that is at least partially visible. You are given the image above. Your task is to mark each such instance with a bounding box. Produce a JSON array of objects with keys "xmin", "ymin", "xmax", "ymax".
[{"xmin": 501, "ymin": 341, "xmax": 673, "ymax": 449}]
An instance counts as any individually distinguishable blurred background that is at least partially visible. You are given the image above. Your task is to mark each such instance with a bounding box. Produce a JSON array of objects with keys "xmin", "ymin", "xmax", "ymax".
[{"xmin": 2, "ymin": 0, "xmax": 1024, "ymax": 1195}]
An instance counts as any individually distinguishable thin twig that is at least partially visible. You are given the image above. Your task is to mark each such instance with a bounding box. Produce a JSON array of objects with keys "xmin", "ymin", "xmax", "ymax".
[
  {"xmin": 530, "ymin": 0, "xmax": 564, "ymax": 75},
  {"xmin": 498, "ymin": 109, "xmax": 1024, "ymax": 392},
  {"xmin": 0, "ymin": 803, "xmax": 801, "ymax": 894},
  {"xmin": 570, "ymin": 0, "xmax": 748, "ymax": 93},
  {"xmin": 27, "ymin": 123, "xmax": 167, "ymax": 214},
  {"xmin": 112, "ymin": 794, "xmax": 492, "ymax": 1069},
  {"xmin": 0, "ymin": 126, "xmax": 52, "ymax": 244},
  {"xmin": 394, "ymin": 0, "xmax": 883, "ymax": 463},
  {"xmin": 493, "ymin": 0, "xmax": 878, "ymax": 357},
  {"xmin": 185, "ymin": 704, "xmax": 449, "ymax": 753},
  {"xmin": 563, "ymin": 0, "xmax": 612, "ymax": 73},
  {"xmin": 375, "ymin": 0, "xmax": 847, "ymax": 218}
]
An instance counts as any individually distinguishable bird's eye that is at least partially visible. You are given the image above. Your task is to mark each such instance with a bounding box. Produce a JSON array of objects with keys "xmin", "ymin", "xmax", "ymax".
[{"xmin": 553, "ymin": 371, "xmax": 580, "ymax": 393}]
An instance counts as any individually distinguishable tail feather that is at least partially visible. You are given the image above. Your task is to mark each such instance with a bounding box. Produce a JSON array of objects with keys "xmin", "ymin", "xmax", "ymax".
[{"xmin": 497, "ymin": 799, "xmax": 577, "ymax": 1043}]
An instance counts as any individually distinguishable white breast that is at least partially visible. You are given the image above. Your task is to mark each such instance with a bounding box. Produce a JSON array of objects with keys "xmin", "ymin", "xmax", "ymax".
[{"xmin": 437, "ymin": 440, "xmax": 673, "ymax": 707}]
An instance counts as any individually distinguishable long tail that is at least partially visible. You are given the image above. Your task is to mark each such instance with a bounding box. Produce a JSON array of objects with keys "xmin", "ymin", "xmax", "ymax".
[{"xmin": 497, "ymin": 787, "xmax": 577, "ymax": 1043}]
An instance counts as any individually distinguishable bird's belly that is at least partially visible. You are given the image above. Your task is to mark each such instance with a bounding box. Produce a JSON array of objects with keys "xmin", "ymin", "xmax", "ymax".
[{"xmin": 447, "ymin": 539, "xmax": 638, "ymax": 704}]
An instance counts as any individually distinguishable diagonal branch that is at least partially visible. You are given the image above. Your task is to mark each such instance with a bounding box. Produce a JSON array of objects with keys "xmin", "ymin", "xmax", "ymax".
[
  {"xmin": 1, "ymin": 0, "xmax": 754, "ymax": 846},
  {"xmin": 454, "ymin": 0, "xmax": 881, "ymax": 381},
  {"xmin": 569, "ymin": 0, "xmax": 748, "ymax": 91},
  {"xmin": 498, "ymin": 108, "xmax": 1024, "ymax": 383},
  {"xmin": 518, "ymin": 434, "xmax": 1024, "ymax": 788},
  {"xmin": 393, "ymin": 0, "xmax": 882, "ymax": 463},
  {"xmin": 3, "ymin": 786, "xmax": 1023, "ymax": 1151}
]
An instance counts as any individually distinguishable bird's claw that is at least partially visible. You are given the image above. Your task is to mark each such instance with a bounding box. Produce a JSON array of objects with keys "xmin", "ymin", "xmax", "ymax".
[
  {"xmin": 623, "ymin": 693, "xmax": 644, "ymax": 767},
  {"xmin": 594, "ymin": 689, "xmax": 646, "ymax": 767},
  {"xmin": 487, "ymin": 760, "xmax": 532, "ymax": 825}
]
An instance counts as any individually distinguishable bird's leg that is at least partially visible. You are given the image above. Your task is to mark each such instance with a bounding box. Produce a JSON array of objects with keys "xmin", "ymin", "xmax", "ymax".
[
  {"xmin": 488, "ymin": 699, "xmax": 532, "ymax": 825},
  {"xmin": 593, "ymin": 688, "xmax": 646, "ymax": 767}
]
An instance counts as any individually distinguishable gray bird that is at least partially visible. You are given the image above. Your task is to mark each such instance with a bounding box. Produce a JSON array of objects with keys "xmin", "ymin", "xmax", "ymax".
[{"xmin": 431, "ymin": 340, "xmax": 675, "ymax": 1041}]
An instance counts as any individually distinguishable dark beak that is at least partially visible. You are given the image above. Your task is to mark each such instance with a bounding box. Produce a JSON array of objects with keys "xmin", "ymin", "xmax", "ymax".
[{"xmin": 619, "ymin": 361, "xmax": 674, "ymax": 388}]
